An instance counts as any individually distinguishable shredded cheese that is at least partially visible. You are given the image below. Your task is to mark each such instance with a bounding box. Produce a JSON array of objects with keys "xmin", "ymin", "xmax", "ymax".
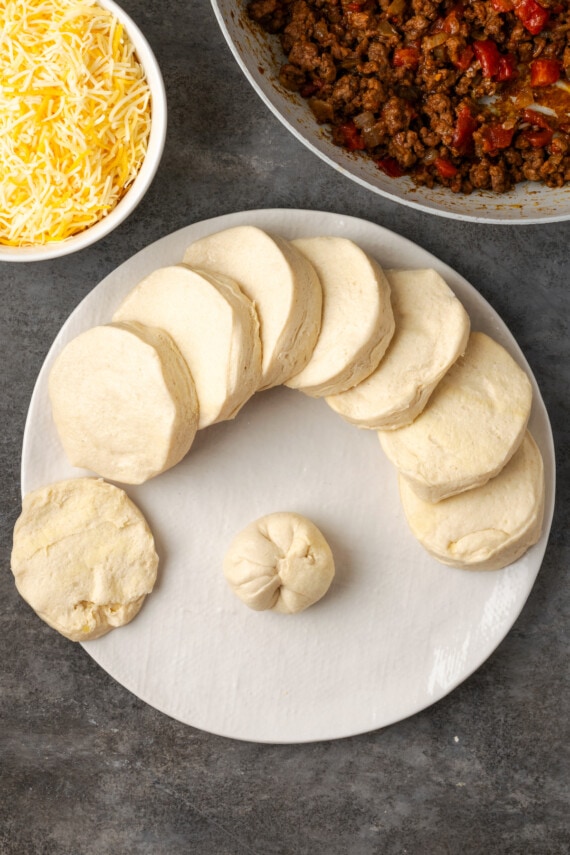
[{"xmin": 0, "ymin": 0, "xmax": 152, "ymax": 246}]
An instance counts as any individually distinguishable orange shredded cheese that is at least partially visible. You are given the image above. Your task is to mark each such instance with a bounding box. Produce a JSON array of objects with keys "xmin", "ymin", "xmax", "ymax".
[{"xmin": 0, "ymin": 0, "xmax": 152, "ymax": 246}]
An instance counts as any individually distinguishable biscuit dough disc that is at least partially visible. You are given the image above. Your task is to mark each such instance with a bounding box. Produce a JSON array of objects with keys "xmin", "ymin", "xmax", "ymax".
[
  {"xmin": 223, "ymin": 512, "xmax": 335, "ymax": 614},
  {"xmin": 398, "ymin": 431, "xmax": 545, "ymax": 571},
  {"xmin": 326, "ymin": 268, "xmax": 470, "ymax": 428},
  {"xmin": 284, "ymin": 236, "xmax": 395, "ymax": 397},
  {"xmin": 49, "ymin": 321, "xmax": 199, "ymax": 485},
  {"xmin": 11, "ymin": 478, "xmax": 159, "ymax": 641},
  {"xmin": 378, "ymin": 332, "xmax": 533, "ymax": 502},
  {"xmin": 113, "ymin": 264, "xmax": 262, "ymax": 429},
  {"xmin": 183, "ymin": 225, "xmax": 323, "ymax": 390}
]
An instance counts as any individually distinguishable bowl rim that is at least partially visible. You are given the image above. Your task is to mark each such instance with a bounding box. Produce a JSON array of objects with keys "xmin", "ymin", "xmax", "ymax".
[{"xmin": 0, "ymin": 0, "xmax": 167, "ymax": 263}]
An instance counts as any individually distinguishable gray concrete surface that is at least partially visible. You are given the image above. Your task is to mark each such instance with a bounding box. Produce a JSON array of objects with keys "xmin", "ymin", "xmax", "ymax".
[{"xmin": 1, "ymin": 2, "xmax": 568, "ymax": 853}]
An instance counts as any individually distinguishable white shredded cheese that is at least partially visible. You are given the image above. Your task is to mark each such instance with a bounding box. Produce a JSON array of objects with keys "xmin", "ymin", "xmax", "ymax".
[{"xmin": 0, "ymin": 0, "xmax": 152, "ymax": 246}]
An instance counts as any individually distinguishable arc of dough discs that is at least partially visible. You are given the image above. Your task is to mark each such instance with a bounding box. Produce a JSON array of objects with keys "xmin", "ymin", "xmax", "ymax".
[
  {"xmin": 11, "ymin": 478, "xmax": 159, "ymax": 641},
  {"xmin": 112, "ymin": 264, "xmax": 262, "ymax": 429},
  {"xmin": 285, "ymin": 236, "xmax": 395, "ymax": 397},
  {"xmin": 378, "ymin": 331, "xmax": 533, "ymax": 502},
  {"xmin": 48, "ymin": 321, "xmax": 199, "ymax": 485},
  {"xmin": 326, "ymin": 268, "xmax": 470, "ymax": 428},
  {"xmin": 398, "ymin": 431, "xmax": 545, "ymax": 571},
  {"xmin": 223, "ymin": 512, "xmax": 335, "ymax": 614},
  {"xmin": 183, "ymin": 225, "xmax": 323, "ymax": 390}
]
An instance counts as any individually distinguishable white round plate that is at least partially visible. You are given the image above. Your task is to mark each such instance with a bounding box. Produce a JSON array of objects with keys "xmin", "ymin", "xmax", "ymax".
[
  {"xmin": 22, "ymin": 209, "xmax": 555, "ymax": 743},
  {"xmin": 211, "ymin": 0, "xmax": 570, "ymax": 224}
]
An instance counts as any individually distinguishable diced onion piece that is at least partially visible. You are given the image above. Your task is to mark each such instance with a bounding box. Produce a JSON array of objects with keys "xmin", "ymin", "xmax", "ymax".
[
  {"xmin": 423, "ymin": 33, "xmax": 448, "ymax": 51},
  {"xmin": 386, "ymin": 0, "xmax": 406, "ymax": 15},
  {"xmin": 377, "ymin": 20, "xmax": 399, "ymax": 37},
  {"xmin": 353, "ymin": 111, "xmax": 376, "ymax": 130}
]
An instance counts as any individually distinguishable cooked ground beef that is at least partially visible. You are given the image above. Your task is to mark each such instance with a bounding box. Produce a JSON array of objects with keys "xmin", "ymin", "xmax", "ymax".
[{"xmin": 247, "ymin": 0, "xmax": 570, "ymax": 193}]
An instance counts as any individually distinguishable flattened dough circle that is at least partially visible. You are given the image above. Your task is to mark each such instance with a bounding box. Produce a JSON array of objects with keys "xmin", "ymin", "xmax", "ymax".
[{"xmin": 11, "ymin": 478, "xmax": 159, "ymax": 641}]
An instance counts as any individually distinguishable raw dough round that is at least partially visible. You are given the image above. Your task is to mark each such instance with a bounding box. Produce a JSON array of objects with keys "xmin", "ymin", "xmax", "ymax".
[
  {"xmin": 11, "ymin": 478, "xmax": 159, "ymax": 641},
  {"xmin": 223, "ymin": 512, "xmax": 335, "ymax": 614},
  {"xmin": 398, "ymin": 431, "xmax": 545, "ymax": 571},
  {"xmin": 285, "ymin": 236, "xmax": 395, "ymax": 396},
  {"xmin": 183, "ymin": 225, "xmax": 323, "ymax": 390},
  {"xmin": 49, "ymin": 321, "xmax": 199, "ymax": 485},
  {"xmin": 326, "ymin": 268, "xmax": 470, "ymax": 429},
  {"xmin": 378, "ymin": 332, "xmax": 533, "ymax": 502},
  {"xmin": 113, "ymin": 264, "xmax": 262, "ymax": 428}
]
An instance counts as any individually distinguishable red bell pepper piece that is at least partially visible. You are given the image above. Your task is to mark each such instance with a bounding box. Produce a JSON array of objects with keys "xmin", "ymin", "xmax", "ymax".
[
  {"xmin": 339, "ymin": 122, "xmax": 366, "ymax": 151},
  {"xmin": 490, "ymin": 0, "xmax": 513, "ymax": 10},
  {"xmin": 300, "ymin": 79, "xmax": 324, "ymax": 98},
  {"xmin": 473, "ymin": 40, "xmax": 501, "ymax": 78},
  {"xmin": 496, "ymin": 54, "xmax": 519, "ymax": 81},
  {"xmin": 434, "ymin": 157, "xmax": 459, "ymax": 178},
  {"xmin": 442, "ymin": 3, "xmax": 464, "ymax": 34},
  {"xmin": 513, "ymin": 0, "xmax": 550, "ymax": 35},
  {"xmin": 530, "ymin": 58, "xmax": 561, "ymax": 87},
  {"xmin": 392, "ymin": 46, "xmax": 421, "ymax": 68},
  {"xmin": 521, "ymin": 128, "xmax": 554, "ymax": 147},
  {"xmin": 451, "ymin": 104, "xmax": 478, "ymax": 154},
  {"xmin": 521, "ymin": 108, "xmax": 554, "ymax": 130},
  {"xmin": 376, "ymin": 156, "xmax": 406, "ymax": 178},
  {"xmin": 519, "ymin": 108, "xmax": 555, "ymax": 146},
  {"xmin": 453, "ymin": 44, "xmax": 474, "ymax": 72},
  {"xmin": 480, "ymin": 124, "xmax": 515, "ymax": 152}
]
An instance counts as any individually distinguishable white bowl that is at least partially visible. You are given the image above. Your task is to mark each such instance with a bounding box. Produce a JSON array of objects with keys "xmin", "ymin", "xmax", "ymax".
[
  {"xmin": 212, "ymin": 0, "xmax": 570, "ymax": 224},
  {"xmin": 0, "ymin": 0, "xmax": 166, "ymax": 262}
]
